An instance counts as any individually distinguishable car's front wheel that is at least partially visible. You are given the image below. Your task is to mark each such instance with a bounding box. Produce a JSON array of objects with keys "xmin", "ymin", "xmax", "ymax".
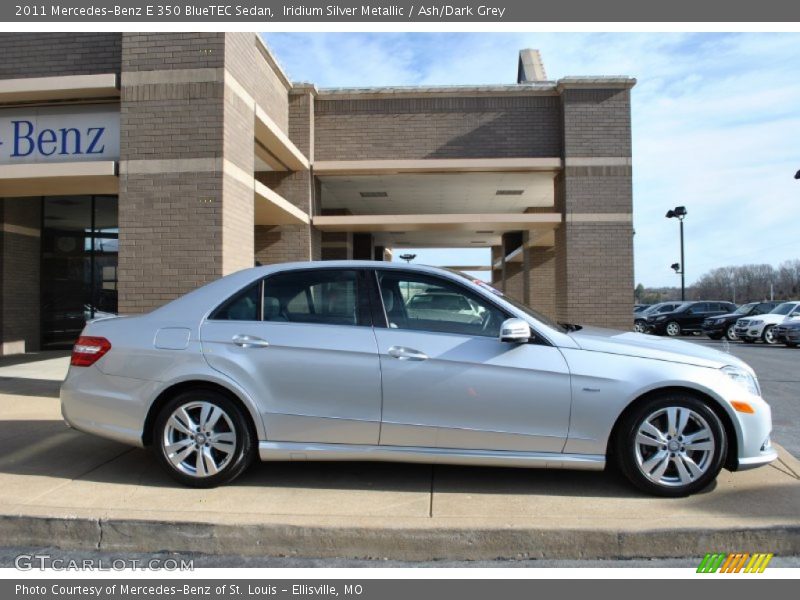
[
  {"xmin": 725, "ymin": 324, "xmax": 738, "ymax": 341},
  {"xmin": 665, "ymin": 321, "xmax": 681, "ymax": 337},
  {"xmin": 762, "ymin": 325, "xmax": 777, "ymax": 345},
  {"xmin": 153, "ymin": 389, "xmax": 255, "ymax": 488},
  {"xmin": 615, "ymin": 394, "xmax": 726, "ymax": 497},
  {"xmin": 633, "ymin": 320, "xmax": 647, "ymax": 333}
]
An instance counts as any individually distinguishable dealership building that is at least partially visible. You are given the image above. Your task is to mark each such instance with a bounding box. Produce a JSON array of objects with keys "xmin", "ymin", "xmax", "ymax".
[{"xmin": 0, "ymin": 33, "xmax": 635, "ymax": 354}]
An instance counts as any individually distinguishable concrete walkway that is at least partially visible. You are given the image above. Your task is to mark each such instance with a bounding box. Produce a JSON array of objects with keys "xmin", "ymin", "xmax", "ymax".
[{"xmin": 0, "ymin": 353, "xmax": 798, "ymax": 560}]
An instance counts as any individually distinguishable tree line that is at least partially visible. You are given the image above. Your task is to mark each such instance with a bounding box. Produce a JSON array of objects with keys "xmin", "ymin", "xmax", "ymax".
[{"xmin": 636, "ymin": 259, "xmax": 800, "ymax": 305}]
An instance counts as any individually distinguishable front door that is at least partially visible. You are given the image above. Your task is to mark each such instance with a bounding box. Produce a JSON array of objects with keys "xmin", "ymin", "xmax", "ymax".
[
  {"xmin": 200, "ymin": 268, "xmax": 382, "ymax": 445},
  {"xmin": 372, "ymin": 270, "xmax": 572, "ymax": 453}
]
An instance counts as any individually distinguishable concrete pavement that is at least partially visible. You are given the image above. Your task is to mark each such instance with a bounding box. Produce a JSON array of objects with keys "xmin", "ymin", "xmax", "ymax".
[{"xmin": 0, "ymin": 351, "xmax": 798, "ymax": 561}]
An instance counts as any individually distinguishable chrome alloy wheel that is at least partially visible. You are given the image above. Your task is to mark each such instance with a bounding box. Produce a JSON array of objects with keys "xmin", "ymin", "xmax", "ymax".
[
  {"xmin": 162, "ymin": 401, "xmax": 237, "ymax": 478},
  {"xmin": 726, "ymin": 324, "xmax": 738, "ymax": 341},
  {"xmin": 633, "ymin": 321, "xmax": 646, "ymax": 333},
  {"xmin": 634, "ymin": 406, "xmax": 715, "ymax": 487},
  {"xmin": 665, "ymin": 321, "xmax": 681, "ymax": 336}
]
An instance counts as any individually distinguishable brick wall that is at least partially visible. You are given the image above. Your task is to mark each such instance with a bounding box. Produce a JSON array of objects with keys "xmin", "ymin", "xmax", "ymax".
[
  {"xmin": 562, "ymin": 89, "xmax": 632, "ymax": 158},
  {"xmin": 314, "ymin": 95, "xmax": 561, "ymax": 160},
  {"xmin": 0, "ymin": 33, "xmax": 120, "ymax": 79},
  {"xmin": 0, "ymin": 198, "xmax": 41, "ymax": 354},
  {"xmin": 121, "ymin": 33, "xmax": 224, "ymax": 72}
]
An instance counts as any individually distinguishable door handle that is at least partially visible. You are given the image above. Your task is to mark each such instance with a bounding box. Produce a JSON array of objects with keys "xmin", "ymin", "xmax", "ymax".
[
  {"xmin": 232, "ymin": 334, "xmax": 270, "ymax": 348},
  {"xmin": 387, "ymin": 346, "xmax": 428, "ymax": 361}
]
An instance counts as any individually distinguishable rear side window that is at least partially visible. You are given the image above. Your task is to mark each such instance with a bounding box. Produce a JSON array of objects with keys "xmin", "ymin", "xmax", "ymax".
[
  {"xmin": 263, "ymin": 269, "xmax": 363, "ymax": 327},
  {"xmin": 209, "ymin": 283, "xmax": 260, "ymax": 321}
]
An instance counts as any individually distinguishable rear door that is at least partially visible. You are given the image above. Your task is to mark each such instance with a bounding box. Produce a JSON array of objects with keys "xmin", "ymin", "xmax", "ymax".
[{"xmin": 200, "ymin": 268, "xmax": 382, "ymax": 445}]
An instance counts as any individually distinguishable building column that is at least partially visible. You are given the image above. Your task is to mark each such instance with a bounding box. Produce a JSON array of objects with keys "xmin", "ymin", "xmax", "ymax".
[
  {"xmin": 554, "ymin": 83, "xmax": 635, "ymax": 329},
  {"xmin": 0, "ymin": 198, "xmax": 41, "ymax": 355}
]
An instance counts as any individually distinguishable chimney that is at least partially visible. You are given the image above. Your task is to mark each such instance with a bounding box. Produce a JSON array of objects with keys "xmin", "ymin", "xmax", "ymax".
[{"xmin": 517, "ymin": 49, "xmax": 547, "ymax": 83}]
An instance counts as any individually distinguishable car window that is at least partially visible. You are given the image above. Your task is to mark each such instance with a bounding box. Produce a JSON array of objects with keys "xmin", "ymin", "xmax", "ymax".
[
  {"xmin": 377, "ymin": 271, "xmax": 506, "ymax": 337},
  {"xmin": 262, "ymin": 269, "xmax": 361, "ymax": 326},
  {"xmin": 209, "ymin": 282, "xmax": 261, "ymax": 321},
  {"xmin": 770, "ymin": 303, "xmax": 795, "ymax": 316}
]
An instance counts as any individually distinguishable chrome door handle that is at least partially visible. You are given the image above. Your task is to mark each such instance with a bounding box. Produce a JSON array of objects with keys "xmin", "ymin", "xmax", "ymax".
[
  {"xmin": 232, "ymin": 334, "xmax": 269, "ymax": 348},
  {"xmin": 387, "ymin": 346, "xmax": 428, "ymax": 361}
]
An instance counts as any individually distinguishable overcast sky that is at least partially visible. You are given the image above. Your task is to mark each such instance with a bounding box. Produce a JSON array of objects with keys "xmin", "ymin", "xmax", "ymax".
[{"xmin": 263, "ymin": 33, "xmax": 800, "ymax": 287}]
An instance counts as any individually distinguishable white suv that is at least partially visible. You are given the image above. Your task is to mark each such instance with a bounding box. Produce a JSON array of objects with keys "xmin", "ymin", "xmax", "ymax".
[{"xmin": 735, "ymin": 301, "xmax": 800, "ymax": 344}]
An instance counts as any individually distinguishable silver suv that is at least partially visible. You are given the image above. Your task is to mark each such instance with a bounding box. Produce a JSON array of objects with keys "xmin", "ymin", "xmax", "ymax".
[{"xmin": 61, "ymin": 262, "xmax": 776, "ymax": 497}]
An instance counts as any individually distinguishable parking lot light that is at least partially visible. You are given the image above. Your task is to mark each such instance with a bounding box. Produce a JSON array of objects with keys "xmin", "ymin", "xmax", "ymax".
[{"xmin": 666, "ymin": 206, "xmax": 688, "ymax": 301}]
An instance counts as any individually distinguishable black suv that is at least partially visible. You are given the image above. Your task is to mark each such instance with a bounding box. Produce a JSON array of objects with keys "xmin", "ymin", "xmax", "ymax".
[
  {"xmin": 646, "ymin": 301, "xmax": 737, "ymax": 337},
  {"xmin": 701, "ymin": 301, "xmax": 780, "ymax": 341}
]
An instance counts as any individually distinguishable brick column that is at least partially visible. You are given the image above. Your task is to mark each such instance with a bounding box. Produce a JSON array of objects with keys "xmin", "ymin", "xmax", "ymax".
[{"xmin": 555, "ymin": 83, "xmax": 635, "ymax": 329}]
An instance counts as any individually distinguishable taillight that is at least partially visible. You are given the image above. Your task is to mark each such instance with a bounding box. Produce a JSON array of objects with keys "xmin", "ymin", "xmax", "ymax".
[{"xmin": 71, "ymin": 336, "xmax": 111, "ymax": 367}]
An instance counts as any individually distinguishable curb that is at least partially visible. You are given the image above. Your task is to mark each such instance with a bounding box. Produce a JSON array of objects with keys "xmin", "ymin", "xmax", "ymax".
[{"xmin": 1, "ymin": 515, "xmax": 799, "ymax": 561}]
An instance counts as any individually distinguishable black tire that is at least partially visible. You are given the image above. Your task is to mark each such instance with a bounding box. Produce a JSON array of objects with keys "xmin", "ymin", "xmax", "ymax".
[
  {"xmin": 665, "ymin": 321, "xmax": 681, "ymax": 337},
  {"xmin": 615, "ymin": 393, "xmax": 727, "ymax": 497},
  {"xmin": 762, "ymin": 325, "xmax": 777, "ymax": 345},
  {"xmin": 725, "ymin": 324, "xmax": 738, "ymax": 342},
  {"xmin": 153, "ymin": 388, "xmax": 256, "ymax": 488}
]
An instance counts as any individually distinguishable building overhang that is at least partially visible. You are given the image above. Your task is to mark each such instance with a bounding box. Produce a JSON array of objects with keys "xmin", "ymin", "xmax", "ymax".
[
  {"xmin": 314, "ymin": 158, "xmax": 561, "ymax": 176},
  {"xmin": 0, "ymin": 161, "xmax": 118, "ymax": 196},
  {"xmin": 313, "ymin": 213, "xmax": 560, "ymax": 233},
  {"xmin": 254, "ymin": 106, "xmax": 309, "ymax": 172},
  {"xmin": 254, "ymin": 179, "xmax": 309, "ymax": 225},
  {"xmin": 0, "ymin": 73, "xmax": 120, "ymax": 104}
]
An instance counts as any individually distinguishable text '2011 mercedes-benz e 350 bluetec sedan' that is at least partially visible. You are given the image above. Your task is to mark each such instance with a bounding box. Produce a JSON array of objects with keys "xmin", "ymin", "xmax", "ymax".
[{"xmin": 61, "ymin": 262, "xmax": 777, "ymax": 496}]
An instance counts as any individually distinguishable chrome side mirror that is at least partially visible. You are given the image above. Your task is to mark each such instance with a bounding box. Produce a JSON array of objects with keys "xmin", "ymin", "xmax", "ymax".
[{"xmin": 499, "ymin": 318, "xmax": 531, "ymax": 343}]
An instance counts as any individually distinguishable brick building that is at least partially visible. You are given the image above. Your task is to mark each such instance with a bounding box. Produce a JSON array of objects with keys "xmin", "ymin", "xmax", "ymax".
[{"xmin": 0, "ymin": 33, "xmax": 635, "ymax": 354}]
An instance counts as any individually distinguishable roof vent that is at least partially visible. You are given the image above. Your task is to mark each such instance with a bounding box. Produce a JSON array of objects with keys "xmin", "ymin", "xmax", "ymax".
[{"xmin": 517, "ymin": 49, "xmax": 547, "ymax": 83}]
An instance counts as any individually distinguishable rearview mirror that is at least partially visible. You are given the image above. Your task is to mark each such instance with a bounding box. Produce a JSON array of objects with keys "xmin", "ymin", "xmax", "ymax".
[{"xmin": 499, "ymin": 318, "xmax": 531, "ymax": 343}]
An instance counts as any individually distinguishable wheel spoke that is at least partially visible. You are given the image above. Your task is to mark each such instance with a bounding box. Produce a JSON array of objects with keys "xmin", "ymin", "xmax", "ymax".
[
  {"xmin": 169, "ymin": 443, "xmax": 195, "ymax": 466},
  {"xmin": 665, "ymin": 407, "xmax": 678, "ymax": 435},
  {"xmin": 210, "ymin": 439, "xmax": 235, "ymax": 454},
  {"xmin": 168, "ymin": 415, "xmax": 193, "ymax": 436},
  {"xmin": 673, "ymin": 455, "xmax": 693, "ymax": 483},
  {"xmin": 682, "ymin": 428, "xmax": 711, "ymax": 445},
  {"xmin": 205, "ymin": 407, "xmax": 224, "ymax": 431},
  {"xmin": 684, "ymin": 440, "xmax": 713, "ymax": 451},
  {"xmin": 202, "ymin": 446, "xmax": 219, "ymax": 476},
  {"xmin": 646, "ymin": 451, "xmax": 670, "ymax": 480},
  {"xmin": 195, "ymin": 447, "xmax": 208, "ymax": 477},
  {"xmin": 178, "ymin": 407, "xmax": 197, "ymax": 432},
  {"xmin": 679, "ymin": 454, "xmax": 704, "ymax": 478},
  {"xmin": 676, "ymin": 409, "xmax": 690, "ymax": 436},
  {"xmin": 636, "ymin": 432, "xmax": 663, "ymax": 447},
  {"xmin": 165, "ymin": 438, "xmax": 193, "ymax": 454},
  {"xmin": 640, "ymin": 421, "xmax": 666, "ymax": 442}
]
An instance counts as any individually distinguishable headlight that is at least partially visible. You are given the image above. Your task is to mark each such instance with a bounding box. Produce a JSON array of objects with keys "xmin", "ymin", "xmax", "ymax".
[{"xmin": 722, "ymin": 365, "xmax": 760, "ymax": 396}]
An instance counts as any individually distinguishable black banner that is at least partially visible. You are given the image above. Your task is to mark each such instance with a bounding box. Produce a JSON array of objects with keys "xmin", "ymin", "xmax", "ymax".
[{"xmin": 3, "ymin": 0, "xmax": 800, "ymax": 22}]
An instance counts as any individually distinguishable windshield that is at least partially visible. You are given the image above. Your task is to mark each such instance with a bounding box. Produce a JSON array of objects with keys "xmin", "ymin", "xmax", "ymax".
[
  {"xmin": 733, "ymin": 302, "xmax": 757, "ymax": 315},
  {"xmin": 448, "ymin": 270, "xmax": 567, "ymax": 333},
  {"xmin": 771, "ymin": 302, "xmax": 797, "ymax": 316}
]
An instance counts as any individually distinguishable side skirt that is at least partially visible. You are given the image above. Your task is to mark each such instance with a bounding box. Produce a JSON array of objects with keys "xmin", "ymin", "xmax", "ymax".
[{"xmin": 258, "ymin": 442, "xmax": 605, "ymax": 471}]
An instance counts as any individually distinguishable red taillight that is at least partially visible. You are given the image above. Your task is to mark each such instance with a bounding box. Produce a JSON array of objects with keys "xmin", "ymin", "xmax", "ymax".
[{"xmin": 71, "ymin": 336, "xmax": 111, "ymax": 367}]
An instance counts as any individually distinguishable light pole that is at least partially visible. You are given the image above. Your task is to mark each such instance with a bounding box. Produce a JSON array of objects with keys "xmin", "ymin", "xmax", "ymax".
[
  {"xmin": 399, "ymin": 253, "xmax": 416, "ymax": 264},
  {"xmin": 666, "ymin": 206, "xmax": 687, "ymax": 301}
]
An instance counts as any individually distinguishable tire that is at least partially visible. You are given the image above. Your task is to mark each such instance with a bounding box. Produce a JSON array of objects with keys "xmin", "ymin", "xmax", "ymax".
[
  {"xmin": 615, "ymin": 393, "xmax": 726, "ymax": 497},
  {"xmin": 762, "ymin": 325, "xmax": 777, "ymax": 345},
  {"xmin": 725, "ymin": 324, "xmax": 738, "ymax": 341},
  {"xmin": 633, "ymin": 320, "xmax": 647, "ymax": 333},
  {"xmin": 787, "ymin": 343, "xmax": 798, "ymax": 349},
  {"xmin": 665, "ymin": 321, "xmax": 681, "ymax": 337},
  {"xmin": 742, "ymin": 337, "xmax": 755, "ymax": 344},
  {"xmin": 153, "ymin": 389, "xmax": 256, "ymax": 488}
]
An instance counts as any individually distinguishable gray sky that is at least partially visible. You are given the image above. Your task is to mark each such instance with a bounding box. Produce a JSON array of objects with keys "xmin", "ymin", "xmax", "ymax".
[{"xmin": 264, "ymin": 33, "xmax": 800, "ymax": 287}]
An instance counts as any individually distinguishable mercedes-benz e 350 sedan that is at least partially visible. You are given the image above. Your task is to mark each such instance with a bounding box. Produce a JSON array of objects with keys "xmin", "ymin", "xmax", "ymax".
[{"xmin": 61, "ymin": 262, "xmax": 777, "ymax": 496}]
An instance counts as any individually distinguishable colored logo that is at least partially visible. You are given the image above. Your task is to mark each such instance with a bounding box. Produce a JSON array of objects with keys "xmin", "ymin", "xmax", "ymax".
[{"xmin": 697, "ymin": 553, "xmax": 773, "ymax": 573}]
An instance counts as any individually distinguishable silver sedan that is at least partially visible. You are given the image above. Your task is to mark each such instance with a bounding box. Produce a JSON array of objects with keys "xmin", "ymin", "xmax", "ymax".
[{"xmin": 60, "ymin": 262, "xmax": 776, "ymax": 496}]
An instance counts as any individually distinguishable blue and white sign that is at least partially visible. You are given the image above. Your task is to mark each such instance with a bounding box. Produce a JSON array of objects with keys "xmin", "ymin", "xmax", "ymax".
[{"xmin": 0, "ymin": 104, "xmax": 119, "ymax": 165}]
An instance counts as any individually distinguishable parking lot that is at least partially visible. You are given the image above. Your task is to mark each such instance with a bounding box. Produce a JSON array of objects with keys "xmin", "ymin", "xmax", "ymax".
[{"xmin": 0, "ymin": 344, "xmax": 798, "ymax": 560}]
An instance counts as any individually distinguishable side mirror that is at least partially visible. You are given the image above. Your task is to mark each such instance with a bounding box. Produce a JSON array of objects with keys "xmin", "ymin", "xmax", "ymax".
[{"xmin": 499, "ymin": 318, "xmax": 532, "ymax": 343}]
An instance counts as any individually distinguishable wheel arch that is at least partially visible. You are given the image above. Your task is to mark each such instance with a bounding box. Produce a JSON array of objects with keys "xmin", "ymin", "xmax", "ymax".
[
  {"xmin": 142, "ymin": 378, "xmax": 263, "ymax": 447},
  {"xmin": 606, "ymin": 385, "xmax": 739, "ymax": 471}
]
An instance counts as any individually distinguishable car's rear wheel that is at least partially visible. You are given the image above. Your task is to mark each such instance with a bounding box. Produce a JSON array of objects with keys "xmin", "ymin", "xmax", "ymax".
[
  {"xmin": 725, "ymin": 325, "xmax": 738, "ymax": 341},
  {"xmin": 665, "ymin": 321, "xmax": 681, "ymax": 337},
  {"xmin": 762, "ymin": 325, "xmax": 777, "ymax": 345},
  {"xmin": 615, "ymin": 394, "xmax": 726, "ymax": 497},
  {"xmin": 153, "ymin": 389, "xmax": 255, "ymax": 488}
]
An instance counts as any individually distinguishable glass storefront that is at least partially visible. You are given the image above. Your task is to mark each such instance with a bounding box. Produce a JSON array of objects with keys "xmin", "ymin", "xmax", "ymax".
[{"xmin": 40, "ymin": 195, "xmax": 118, "ymax": 348}]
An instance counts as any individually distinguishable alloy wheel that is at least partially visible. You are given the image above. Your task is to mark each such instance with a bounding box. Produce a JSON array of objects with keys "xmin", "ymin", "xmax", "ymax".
[
  {"xmin": 725, "ymin": 325, "xmax": 738, "ymax": 341},
  {"xmin": 634, "ymin": 321, "xmax": 646, "ymax": 333},
  {"xmin": 634, "ymin": 406, "xmax": 716, "ymax": 488},
  {"xmin": 162, "ymin": 401, "xmax": 237, "ymax": 478},
  {"xmin": 666, "ymin": 322, "xmax": 681, "ymax": 336},
  {"xmin": 763, "ymin": 326, "xmax": 777, "ymax": 345}
]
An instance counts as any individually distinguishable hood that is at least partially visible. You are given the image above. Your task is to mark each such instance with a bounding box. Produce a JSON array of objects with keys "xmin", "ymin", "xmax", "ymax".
[{"xmin": 567, "ymin": 326, "xmax": 751, "ymax": 371}]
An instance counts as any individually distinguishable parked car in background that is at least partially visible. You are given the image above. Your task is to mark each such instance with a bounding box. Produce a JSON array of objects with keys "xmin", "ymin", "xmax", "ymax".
[
  {"xmin": 735, "ymin": 301, "xmax": 800, "ymax": 344},
  {"xmin": 702, "ymin": 301, "xmax": 780, "ymax": 341},
  {"xmin": 60, "ymin": 261, "xmax": 776, "ymax": 497},
  {"xmin": 773, "ymin": 320, "xmax": 800, "ymax": 348},
  {"xmin": 633, "ymin": 302, "xmax": 682, "ymax": 333},
  {"xmin": 633, "ymin": 304, "xmax": 651, "ymax": 314},
  {"xmin": 646, "ymin": 301, "xmax": 737, "ymax": 337}
]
